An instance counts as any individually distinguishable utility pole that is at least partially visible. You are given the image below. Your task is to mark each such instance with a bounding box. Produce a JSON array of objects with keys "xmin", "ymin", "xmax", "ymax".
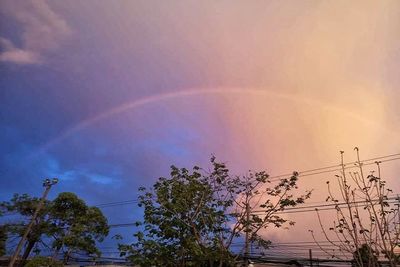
[
  {"xmin": 244, "ymin": 200, "xmax": 250, "ymax": 266},
  {"xmin": 309, "ymin": 248, "xmax": 313, "ymax": 267},
  {"xmin": 8, "ymin": 178, "xmax": 58, "ymax": 267}
]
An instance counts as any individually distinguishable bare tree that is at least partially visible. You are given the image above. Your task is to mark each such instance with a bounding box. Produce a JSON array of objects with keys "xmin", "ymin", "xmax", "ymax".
[{"xmin": 310, "ymin": 148, "xmax": 400, "ymax": 267}]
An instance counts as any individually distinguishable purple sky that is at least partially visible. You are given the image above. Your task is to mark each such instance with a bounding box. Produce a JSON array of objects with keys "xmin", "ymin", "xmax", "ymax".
[{"xmin": 1, "ymin": 0, "xmax": 400, "ymax": 257}]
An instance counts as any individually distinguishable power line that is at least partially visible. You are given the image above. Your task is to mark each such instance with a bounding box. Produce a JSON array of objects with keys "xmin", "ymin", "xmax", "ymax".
[
  {"xmin": 93, "ymin": 152, "xmax": 400, "ymax": 209},
  {"xmin": 106, "ymin": 197, "xmax": 399, "ymax": 227},
  {"xmin": 4, "ymin": 153, "xmax": 399, "ymax": 263},
  {"xmin": 96, "ymin": 200, "xmax": 139, "ymax": 208},
  {"xmin": 270, "ymin": 154, "xmax": 400, "ymax": 182},
  {"xmin": 297, "ymin": 156, "xmax": 400, "ymax": 179},
  {"xmin": 6, "ymin": 199, "xmax": 398, "ymax": 229},
  {"xmin": 251, "ymin": 197, "xmax": 399, "ymax": 214}
]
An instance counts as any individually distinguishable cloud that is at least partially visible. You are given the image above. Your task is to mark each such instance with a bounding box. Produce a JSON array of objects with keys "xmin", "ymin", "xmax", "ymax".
[
  {"xmin": 43, "ymin": 155, "xmax": 120, "ymax": 186},
  {"xmin": 0, "ymin": 0, "xmax": 71, "ymax": 65},
  {"xmin": 0, "ymin": 38, "xmax": 40, "ymax": 64}
]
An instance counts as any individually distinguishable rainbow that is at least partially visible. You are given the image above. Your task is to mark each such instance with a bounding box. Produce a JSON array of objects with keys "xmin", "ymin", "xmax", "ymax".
[{"xmin": 33, "ymin": 87, "xmax": 387, "ymax": 157}]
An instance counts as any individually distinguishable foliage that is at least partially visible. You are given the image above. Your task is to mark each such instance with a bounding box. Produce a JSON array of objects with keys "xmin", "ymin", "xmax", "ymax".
[
  {"xmin": 120, "ymin": 157, "xmax": 311, "ymax": 266},
  {"xmin": 311, "ymin": 148, "xmax": 400, "ymax": 267},
  {"xmin": 206, "ymin": 157, "xmax": 312, "ymax": 257},
  {"xmin": 0, "ymin": 225, "xmax": 6, "ymax": 257},
  {"xmin": 351, "ymin": 244, "xmax": 380, "ymax": 267},
  {"xmin": 50, "ymin": 192, "xmax": 109, "ymax": 263},
  {"xmin": 0, "ymin": 192, "xmax": 109, "ymax": 263},
  {"xmin": 24, "ymin": 256, "xmax": 63, "ymax": 267},
  {"xmin": 119, "ymin": 164, "xmax": 230, "ymax": 266},
  {"xmin": 0, "ymin": 194, "xmax": 53, "ymax": 259}
]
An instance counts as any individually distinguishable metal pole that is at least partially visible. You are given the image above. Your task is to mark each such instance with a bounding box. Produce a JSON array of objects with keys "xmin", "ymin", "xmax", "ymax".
[{"xmin": 8, "ymin": 178, "xmax": 58, "ymax": 267}]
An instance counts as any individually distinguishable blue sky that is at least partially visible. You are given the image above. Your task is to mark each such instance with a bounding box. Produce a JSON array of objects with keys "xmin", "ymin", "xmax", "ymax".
[{"xmin": 1, "ymin": 0, "xmax": 400, "ymax": 255}]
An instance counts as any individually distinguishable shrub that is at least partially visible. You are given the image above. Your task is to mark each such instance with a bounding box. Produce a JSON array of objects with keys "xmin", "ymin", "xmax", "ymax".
[{"xmin": 24, "ymin": 256, "xmax": 63, "ymax": 267}]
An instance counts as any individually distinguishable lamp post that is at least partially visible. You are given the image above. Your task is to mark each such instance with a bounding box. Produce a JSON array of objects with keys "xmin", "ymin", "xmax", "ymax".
[{"xmin": 8, "ymin": 178, "xmax": 58, "ymax": 267}]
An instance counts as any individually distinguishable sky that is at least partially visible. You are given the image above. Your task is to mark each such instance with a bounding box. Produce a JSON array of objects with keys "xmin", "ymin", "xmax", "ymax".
[{"xmin": 1, "ymin": 0, "xmax": 400, "ymax": 258}]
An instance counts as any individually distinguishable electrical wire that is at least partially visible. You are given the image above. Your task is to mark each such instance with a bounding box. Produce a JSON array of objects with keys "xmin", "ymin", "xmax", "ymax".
[{"xmin": 92, "ymin": 152, "xmax": 400, "ymax": 209}]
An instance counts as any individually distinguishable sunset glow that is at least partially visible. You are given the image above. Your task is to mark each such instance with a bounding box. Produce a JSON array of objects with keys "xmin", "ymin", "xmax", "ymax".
[{"xmin": 1, "ymin": 0, "xmax": 400, "ymax": 264}]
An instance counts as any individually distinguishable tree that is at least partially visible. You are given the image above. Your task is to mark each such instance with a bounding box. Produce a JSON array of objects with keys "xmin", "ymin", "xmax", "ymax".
[
  {"xmin": 311, "ymin": 148, "xmax": 400, "ymax": 267},
  {"xmin": 119, "ymin": 165, "xmax": 229, "ymax": 267},
  {"xmin": 0, "ymin": 225, "xmax": 6, "ymax": 257},
  {"xmin": 121, "ymin": 157, "xmax": 312, "ymax": 266},
  {"xmin": 24, "ymin": 256, "xmax": 63, "ymax": 267},
  {"xmin": 0, "ymin": 194, "xmax": 53, "ymax": 260},
  {"xmin": 0, "ymin": 192, "xmax": 109, "ymax": 263},
  {"xmin": 206, "ymin": 157, "xmax": 312, "ymax": 262},
  {"xmin": 0, "ymin": 208, "xmax": 4, "ymax": 257},
  {"xmin": 50, "ymin": 192, "xmax": 109, "ymax": 263},
  {"xmin": 351, "ymin": 244, "xmax": 380, "ymax": 267}
]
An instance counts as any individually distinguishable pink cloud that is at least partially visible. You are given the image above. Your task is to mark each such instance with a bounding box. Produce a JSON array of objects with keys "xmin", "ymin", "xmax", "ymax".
[
  {"xmin": 0, "ymin": 0, "xmax": 71, "ymax": 65},
  {"xmin": 0, "ymin": 38, "xmax": 40, "ymax": 64}
]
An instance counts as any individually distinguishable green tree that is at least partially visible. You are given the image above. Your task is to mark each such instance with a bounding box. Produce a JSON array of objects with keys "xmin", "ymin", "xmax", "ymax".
[
  {"xmin": 50, "ymin": 192, "xmax": 109, "ymax": 263},
  {"xmin": 206, "ymin": 157, "xmax": 312, "ymax": 262},
  {"xmin": 120, "ymin": 165, "xmax": 229, "ymax": 267},
  {"xmin": 121, "ymin": 157, "xmax": 311, "ymax": 266},
  {"xmin": 0, "ymin": 194, "xmax": 53, "ymax": 260},
  {"xmin": 0, "ymin": 208, "xmax": 6, "ymax": 256},
  {"xmin": 24, "ymin": 256, "xmax": 63, "ymax": 267},
  {"xmin": 1, "ymin": 192, "xmax": 109, "ymax": 263},
  {"xmin": 0, "ymin": 225, "xmax": 6, "ymax": 257}
]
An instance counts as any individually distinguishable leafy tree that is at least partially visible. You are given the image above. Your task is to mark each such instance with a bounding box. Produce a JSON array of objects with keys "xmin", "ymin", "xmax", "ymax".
[
  {"xmin": 0, "ymin": 225, "xmax": 6, "ymax": 257},
  {"xmin": 119, "ymin": 165, "xmax": 229, "ymax": 266},
  {"xmin": 311, "ymin": 148, "xmax": 400, "ymax": 267},
  {"xmin": 1, "ymin": 192, "xmax": 109, "ymax": 263},
  {"xmin": 50, "ymin": 192, "xmax": 109, "ymax": 263},
  {"xmin": 206, "ymin": 157, "xmax": 312, "ymax": 261},
  {"xmin": 121, "ymin": 157, "xmax": 311, "ymax": 266},
  {"xmin": 0, "ymin": 194, "xmax": 53, "ymax": 260}
]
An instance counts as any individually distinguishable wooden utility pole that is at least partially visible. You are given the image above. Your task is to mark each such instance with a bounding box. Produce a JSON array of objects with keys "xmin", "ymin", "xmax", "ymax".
[
  {"xmin": 244, "ymin": 201, "xmax": 250, "ymax": 265},
  {"xmin": 8, "ymin": 178, "xmax": 58, "ymax": 267}
]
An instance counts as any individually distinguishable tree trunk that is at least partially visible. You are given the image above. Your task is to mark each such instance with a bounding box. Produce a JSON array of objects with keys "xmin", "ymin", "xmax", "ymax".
[
  {"xmin": 63, "ymin": 249, "xmax": 72, "ymax": 264},
  {"xmin": 52, "ymin": 247, "xmax": 61, "ymax": 261}
]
